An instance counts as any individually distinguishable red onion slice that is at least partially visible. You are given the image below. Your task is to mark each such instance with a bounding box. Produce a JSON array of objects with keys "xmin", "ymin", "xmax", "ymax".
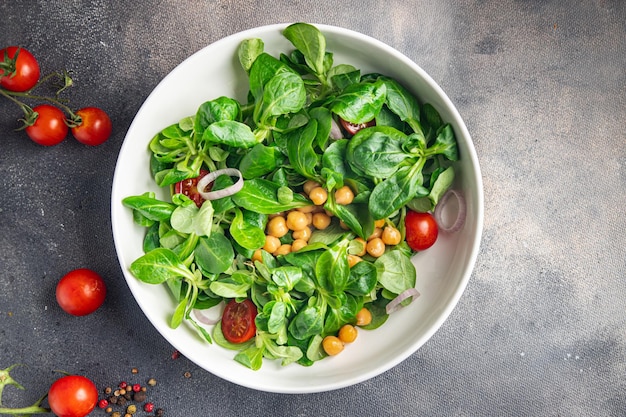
[
  {"xmin": 329, "ymin": 118, "xmax": 343, "ymax": 139},
  {"xmin": 193, "ymin": 307, "xmax": 221, "ymax": 325},
  {"xmin": 386, "ymin": 288, "xmax": 421, "ymax": 314},
  {"xmin": 197, "ymin": 168, "xmax": 244, "ymax": 200},
  {"xmin": 434, "ymin": 188, "xmax": 466, "ymax": 233}
]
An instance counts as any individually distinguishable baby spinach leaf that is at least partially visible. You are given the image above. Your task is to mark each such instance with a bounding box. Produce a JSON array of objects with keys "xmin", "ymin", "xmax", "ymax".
[
  {"xmin": 203, "ymin": 120, "xmax": 257, "ymax": 149},
  {"xmin": 330, "ymin": 79, "xmax": 386, "ymax": 124},
  {"xmin": 285, "ymin": 119, "xmax": 319, "ymax": 180},
  {"xmin": 229, "ymin": 208, "xmax": 266, "ymax": 250},
  {"xmin": 288, "ymin": 306, "xmax": 324, "ymax": 340},
  {"xmin": 346, "ymin": 126, "xmax": 410, "ymax": 178},
  {"xmin": 238, "ymin": 38, "xmax": 264, "ymax": 73},
  {"xmin": 381, "ymin": 77, "xmax": 421, "ymax": 132},
  {"xmin": 249, "ymin": 52, "xmax": 294, "ymax": 99},
  {"xmin": 122, "ymin": 193, "xmax": 175, "ymax": 222},
  {"xmin": 232, "ymin": 178, "xmax": 312, "ymax": 214},
  {"xmin": 368, "ymin": 164, "xmax": 429, "ymax": 220},
  {"xmin": 346, "ymin": 260, "xmax": 378, "ymax": 296},
  {"xmin": 195, "ymin": 233, "xmax": 234, "ymax": 275},
  {"xmin": 194, "ymin": 97, "xmax": 241, "ymax": 137},
  {"xmin": 129, "ymin": 247, "xmax": 195, "ymax": 284},
  {"xmin": 239, "ymin": 143, "xmax": 279, "ymax": 179},
  {"xmin": 256, "ymin": 71, "xmax": 306, "ymax": 125},
  {"xmin": 283, "ymin": 22, "xmax": 326, "ymax": 76},
  {"xmin": 375, "ymin": 250, "xmax": 416, "ymax": 295}
]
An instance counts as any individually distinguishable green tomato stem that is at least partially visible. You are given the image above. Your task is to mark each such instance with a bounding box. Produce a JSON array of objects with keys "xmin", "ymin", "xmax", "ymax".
[{"xmin": 0, "ymin": 405, "xmax": 51, "ymax": 415}]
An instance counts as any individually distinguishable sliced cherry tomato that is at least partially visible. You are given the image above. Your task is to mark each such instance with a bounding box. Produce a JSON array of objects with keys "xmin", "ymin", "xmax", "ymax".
[
  {"xmin": 25, "ymin": 104, "xmax": 68, "ymax": 146},
  {"xmin": 48, "ymin": 375, "xmax": 98, "ymax": 417},
  {"xmin": 174, "ymin": 169, "xmax": 211, "ymax": 207},
  {"xmin": 405, "ymin": 210, "xmax": 439, "ymax": 251},
  {"xmin": 56, "ymin": 268, "xmax": 106, "ymax": 316},
  {"xmin": 71, "ymin": 107, "xmax": 112, "ymax": 146},
  {"xmin": 339, "ymin": 117, "xmax": 375, "ymax": 136},
  {"xmin": 221, "ymin": 299, "xmax": 257, "ymax": 344},
  {"xmin": 0, "ymin": 46, "xmax": 40, "ymax": 92}
]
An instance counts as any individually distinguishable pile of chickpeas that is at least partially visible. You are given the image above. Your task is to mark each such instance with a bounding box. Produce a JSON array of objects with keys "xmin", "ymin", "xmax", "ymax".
[{"xmin": 251, "ymin": 180, "xmax": 404, "ymax": 357}]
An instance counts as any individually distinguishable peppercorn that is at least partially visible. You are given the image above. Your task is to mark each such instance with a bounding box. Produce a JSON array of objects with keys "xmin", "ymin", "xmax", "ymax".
[
  {"xmin": 119, "ymin": 381, "xmax": 128, "ymax": 389},
  {"xmin": 117, "ymin": 396, "xmax": 127, "ymax": 407},
  {"xmin": 183, "ymin": 371, "xmax": 191, "ymax": 378},
  {"xmin": 111, "ymin": 413, "xmax": 121, "ymax": 417},
  {"xmin": 106, "ymin": 407, "xmax": 113, "ymax": 413},
  {"xmin": 104, "ymin": 386, "xmax": 112, "ymax": 395},
  {"xmin": 132, "ymin": 383, "xmax": 141, "ymax": 392},
  {"xmin": 119, "ymin": 388, "xmax": 127, "ymax": 395},
  {"xmin": 141, "ymin": 386, "xmax": 147, "ymax": 392},
  {"xmin": 114, "ymin": 389, "xmax": 121, "ymax": 397},
  {"xmin": 133, "ymin": 390, "xmax": 147, "ymax": 403},
  {"xmin": 147, "ymin": 378, "xmax": 157, "ymax": 386},
  {"xmin": 109, "ymin": 396, "xmax": 118, "ymax": 405},
  {"xmin": 98, "ymin": 399, "xmax": 109, "ymax": 409},
  {"xmin": 131, "ymin": 367, "xmax": 139, "ymax": 374},
  {"xmin": 144, "ymin": 402, "xmax": 155, "ymax": 413},
  {"xmin": 155, "ymin": 408, "xmax": 164, "ymax": 417},
  {"xmin": 126, "ymin": 404, "xmax": 137, "ymax": 415}
]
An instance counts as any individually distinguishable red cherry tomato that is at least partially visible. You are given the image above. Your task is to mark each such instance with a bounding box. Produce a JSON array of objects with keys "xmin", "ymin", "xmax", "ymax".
[
  {"xmin": 25, "ymin": 104, "xmax": 68, "ymax": 146},
  {"xmin": 174, "ymin": 169, "xmax": 211, "ymax": 207},
  {"xmin": 71, "ymin": 107, "xmax": 112, "ymax": 146},
  {"xmin": 405, "ymin": 210, "xmax": 439, "ymax": 251},
  {"xmin": 56, "ymin": 268, "xmax": 106, "ymax": 316},
  {"xmin": 48, "ymin": 375, "xmax": 98, "ymax": 417},
  {"xmin": 0, "ymin": 46, "xmax": 40, "ymax": 92},
  {"xmin": 221, "ymin": 299, "xmax": 257, "ymax": 344},
  {"xmin": 339, "ymin": 117, "xmax": 375, "ymax": 136}
]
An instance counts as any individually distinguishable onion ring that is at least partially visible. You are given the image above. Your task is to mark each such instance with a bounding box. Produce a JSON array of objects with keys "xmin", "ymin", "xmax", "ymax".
[
  {"xmin": 434, "ymin": 188, "xmax": 466, "ymax": 233},
  {"xmin": 386, "ymin": 288, "xmax": 421, "ymax": 314},
  {"xmin": 197, "ymin": 168, "xmax": 244, "ymax": 200},
  {"xmin": 193, "ymin": 307, "xmax": 221, "ymax": 325}
]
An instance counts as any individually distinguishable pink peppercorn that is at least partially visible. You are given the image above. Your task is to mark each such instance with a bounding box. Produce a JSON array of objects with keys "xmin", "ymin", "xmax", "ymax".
[
  {"xmin": 132, "ymin": 383, "xmax": 141, "ymax": 392},
  {"xmin": 144, "ymin": 402, "xmax": 154, "ymax": 412},
  {"xmin": 98, "ymin": 399, "xmax": 109, "ymax": 409}
]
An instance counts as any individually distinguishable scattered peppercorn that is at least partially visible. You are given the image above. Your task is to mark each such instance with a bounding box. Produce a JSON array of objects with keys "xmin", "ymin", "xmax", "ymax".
[
  {"xmin": 109, "ymin": 396, "xmax": 118, "ymax": 405},
  {"xmin": 119, "ymin": 388, "xmax": 127, "ymax": 395},
  {"xmin": 144, "ymin": 402, "xmax": 155, "ymax": 413},
  {"xmin": 183, "ymin": 371, "xmax": 191, "ymax": 378},
  {"xmin": 132, "ymin": 383, "xmax": 141, "ymax": 392},
  {"xmin": 155, "ymin": 408, "xmax": 164, "ymax": 417},
  {"xmin": 131, "ymin": 367, "xmax": 139, "ymax": 374},
  {"xmin": 126, "ymin": 404, "xmax": 137, "ymax": 415},
  {"xmin": 147, "ymin": 378, "xmax": 157, "ymax": 386},
  {"xmin": 104, "ymin": 386, "xmax": 112, "ymax": 395},
  {"xmin": 98, "ymin": 399, "xmax": 109, "ymax": 409},
  {"xmin": 171, "ymin": 350, "xmax": 180, "ymax": 360},
  {"xmin": 106, "ymin": 407, "xmax": 113, "ymax": 413},
  {"xmin": 111, "ymin": 413, "xmax": 121, "ymax": 417},
  {"xmin": 119, "ymin": 381, "xmax": 128, "ymax": 389},
  {"xmin": 133, "ymin": 390, "xmax": 147, "ymax": 403},
  {"xmin": 114, "ymin": 389, "xmax": 121, "ymax": 397}
]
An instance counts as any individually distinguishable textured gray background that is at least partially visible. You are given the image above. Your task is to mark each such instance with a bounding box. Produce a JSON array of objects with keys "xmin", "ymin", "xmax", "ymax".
[{"xmin": 1, "ymin": 0, "xmax": 625, "ymax": 416}]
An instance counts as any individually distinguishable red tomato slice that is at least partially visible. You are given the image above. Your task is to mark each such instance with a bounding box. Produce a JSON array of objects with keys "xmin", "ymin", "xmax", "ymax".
[
  {"xmin": 405, "ymin": 210, "xmax": 439, "ymax": 251},
  {"xmin": 339, "ymin": 117, "xmax": 375, "ymax": 136},
  {"xmin": 221, "ymin": 299, "xmax": 257, "ymax": 344},
  {"xmin": 174, "ymin": 169, "xmax": 211, "ymax": 207}
]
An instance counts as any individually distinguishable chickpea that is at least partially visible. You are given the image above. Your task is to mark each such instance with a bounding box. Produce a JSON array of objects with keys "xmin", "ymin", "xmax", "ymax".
[
  {"xmin": 267, "ymin": 216, "xmax": 288, "ymax": 238},
  {"xmin": 339, "ymin": 220, "xmax": 349, "ymax": 230},
  {"xmin": 303, "ymin": 180, "xmax": 321, "ymax": 195},
  {"xmin": 374, "ymin": 219, "xmax": 386, "ymax": 228},
  {"xmin": 305, "ymin": 212, "xmax": 313, "ymax": 225},
  {"xmin": 366, "ymin": 237, "xmax": 385, "ymax": 258},
  {"xmin": 338, "ymin": 324, "xmax": 358, "ymax": 343},
  {"xmin": 348, "ymin": 254, "xmax": 362, "ymax": 268},
  {"xmin": 286, "ymin": 210, "xmax": 309, "ymax": 231},
  {"xmin": 291, "ymin": 239, "xmax": 308, "ymax": 252},
  {"xmin": 263, "ymin": 235, "xmax": 281, "ymax": 253},
  {"xmin": 367, "ymin": 227, "xmax": 383, "ymax": 241},
  {"xmin": 355, "ymin": 307, "xmax": 372, "ymax": 326},
  {"xmin": 322, "ymin": 336, "xmax": 344, "ymax": 356},
  {"xmin": 334, "ymin": 185, "xmax": 355, "ymax": 205},
  {"xmin": 308, "ymin": 186, "xmax": 328, "ymax": 206},
  {"xmin": 296, "ymin": 204, "xmax": 316, "ymax": 213},
  {"xmin": 312, "ymin": 212, "xmax": 331, "ymax": 230},
  {"xmin": 273, "ymin": 244, "xmax": 292, "ymax": 256},
  {"xmin": 292, "ymin": 226, "xmax": 311, "ymax": 241},
  {"xmin": 381, "ymin": 226, "xmax": 402, "ymax": 245},
  {"xmin": 252, "ymin": 249, "xmax": 263, "ymax": 263}
]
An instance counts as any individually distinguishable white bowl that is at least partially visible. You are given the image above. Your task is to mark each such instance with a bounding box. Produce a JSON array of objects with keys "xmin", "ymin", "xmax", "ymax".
[{"xmin": 111, "ymin": 23, "xmax": 483, "ymax": 393}]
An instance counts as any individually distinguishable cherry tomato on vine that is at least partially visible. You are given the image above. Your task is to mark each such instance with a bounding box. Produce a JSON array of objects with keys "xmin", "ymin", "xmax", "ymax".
[
  {"xmin": 71, "ymin": 107, "xmax": 112, "ymax": 146},
  {"xmin": 339, "ymin": 117, "xmax": 375, "ymax": 136},
  {"xmin": 0, "ymin": 46, "xmax": 40, "ymax": 92},
  {"xmin": 56, "ymin": 268, "xmax": 106, "ymax": 316},
  {"xmin": 405, "ymin": 210, "xmax": 439, "ymax": 251},
  {"xmin": 174, "ymin": 169, "xmax": 211, "ymax": 208},
  {"xmin": 25, "ymin": 104, "xmax": 68, "ymax": 146},
  {"xmin": 221, "ymin": 299, "xmax": 257, "ymax": 344},
  {"xmin": 48, "ymin": 375, "xmax": 98, "ymax": 417}
]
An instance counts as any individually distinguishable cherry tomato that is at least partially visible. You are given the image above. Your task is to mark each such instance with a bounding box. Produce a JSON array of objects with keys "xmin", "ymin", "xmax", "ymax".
[
  {"xmin": 48, "ymin": 375, "xmax": 98, "ymax": 417},
  {"xmin": 405, "ymin": 210, "xmax": 439, "ymax": 251},
  {"xmin": 0, "ymin": 46, "xmax": 40, "ymax": 92},
  {"xmin": 71, "ymin": 107, "xmax": 112, "ymax": 146},
  {"xmin": 339, "ymin": 117, "xmax": 375, "ymax": 136},
  {"xmin": 25, "ymin": 104, "xmax": 68, "ymax": 146},
  {"xmin": 56, "ymin": 268, "xmax": 106, "ymax": 316},
  {"xmin": 221, "ymin": 299, "xmax": 257, "ymax": 344},
  {"xmin": 174, "ymin": 169, "xmax": 211, "ymax": 207}
]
